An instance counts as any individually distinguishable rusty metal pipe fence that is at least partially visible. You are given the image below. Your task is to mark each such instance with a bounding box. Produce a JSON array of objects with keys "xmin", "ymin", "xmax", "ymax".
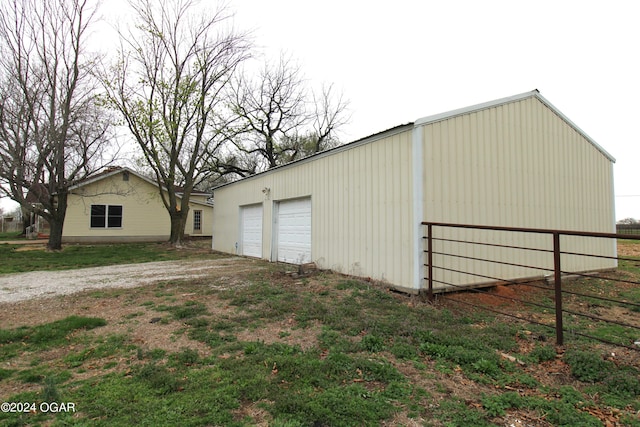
[{"xmin": 422, "ymin": 222, "xmax": 640, "ymax": 349}]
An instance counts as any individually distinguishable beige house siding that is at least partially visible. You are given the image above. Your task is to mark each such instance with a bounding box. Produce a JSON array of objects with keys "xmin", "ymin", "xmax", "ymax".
[
  {"xmin": 420, "ymin": 96, "xmax": 616, "ymax": 290},
  {"xmin": 213, "ymin": 127, "xmax": 416, "ymax": 287},
  {"xmin": 63, "ymin": 170, "xmax": 212, "ymax": 243},
  {"xmin": 213, "ymin": 91, "xmax": 616, "ymax": 293},
  {"xmin": 189, "ymin": 204, "xmax": 212, "ymax": 236},
  {"xmin": 189, "ymin": 193, "xmax": 211, "ymax": 204}
]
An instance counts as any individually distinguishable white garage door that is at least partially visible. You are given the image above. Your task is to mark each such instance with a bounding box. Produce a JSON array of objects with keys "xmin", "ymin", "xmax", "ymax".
[
  {"xmin": 241, "ymin": 204, "xmax": 262, "ymax": 258},
  {"xmin": 277, "ymin": 198, "xmax": 311, "ymax": 264}
]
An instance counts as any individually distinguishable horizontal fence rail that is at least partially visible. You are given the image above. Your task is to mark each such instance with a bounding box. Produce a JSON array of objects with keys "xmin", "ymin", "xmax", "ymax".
[{"xmin": 422, "ymin": 222, "xmax": 640, "ymax": 349}]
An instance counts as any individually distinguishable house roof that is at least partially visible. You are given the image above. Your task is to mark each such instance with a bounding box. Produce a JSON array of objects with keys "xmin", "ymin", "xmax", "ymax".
[
  {"xmin": 69, "ymin": 167, "xmax": 213, "ymax": 205},
  {"xmin": 214, "ymin": 90, "xmax": 615, "ymax": 191},
  {"xmin": 25, "ymin": 183, "xmax": 49, "ymax": 204}
]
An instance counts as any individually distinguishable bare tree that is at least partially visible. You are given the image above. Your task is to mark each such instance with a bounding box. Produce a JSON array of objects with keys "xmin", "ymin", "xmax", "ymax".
[
  {"xmin": 222, "ymin": 56, "xmax": 350, "ymax": 177},
  {"xmin": 277, "ymin": 83, "xmax": 351, "ymax": 163},
  {"xmin": 309, "ymin": 83, "xmax": 350, "ymax": 154},
  {"xmin": 102, "ymin": 0, "xmax": 250, "ymax": 246},
  {"xmin": 230, "ymin": 55, "xmax": 308, "ymax": 172},
  {"xmin": 0, "ymin": 0, "xmax": 115, "ymax": 250},
  {"xmin": 617, "ymin": 218, "xmax": 639, "ymax": 225}
]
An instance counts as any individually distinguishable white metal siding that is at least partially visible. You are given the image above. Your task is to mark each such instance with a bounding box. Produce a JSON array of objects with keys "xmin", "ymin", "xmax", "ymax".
[
  {"xmin": 276, "ymin": 198, "xmax": 311, "ymax": 264},
  {"xmin": 213, "ymin": 127, "xmax": 415, "ymax": 289},
  {"xmin": 422, "ymin": 97, "xmax": 616, "ymax": 290},
  {"xmin": 240, "ymin": 204, "xmax": 263, "ymax": 258},
  {"xmin": 213, "ymin": 94, "xmax": 615, "ymax": 293}
]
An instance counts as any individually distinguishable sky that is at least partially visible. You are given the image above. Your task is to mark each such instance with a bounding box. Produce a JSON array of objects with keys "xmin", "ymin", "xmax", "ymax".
[{"xmin": 2, "ymin": 0, "xmax": 639, "ymax": 220}]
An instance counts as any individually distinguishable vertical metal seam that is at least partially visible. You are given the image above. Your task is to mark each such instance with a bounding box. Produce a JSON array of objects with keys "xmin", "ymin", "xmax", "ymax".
[
  {"xmin": 609, "ymin": 163, "xmax": 618, "ymax": 268},
  {"xmin": 412, "ymin": 125, "xmax": 424, "ymax": 290}
]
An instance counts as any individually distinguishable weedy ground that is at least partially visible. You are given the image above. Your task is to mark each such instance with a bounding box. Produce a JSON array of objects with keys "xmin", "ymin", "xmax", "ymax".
[{"xmin": 0, "ymin": 240, "xmax": 639, "ymax": 426}]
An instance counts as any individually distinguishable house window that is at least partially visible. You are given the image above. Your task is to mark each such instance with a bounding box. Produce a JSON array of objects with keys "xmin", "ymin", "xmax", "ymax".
[
  {"xmin": 193, "ymin": 210, "xmax": 202, "ymax": 231},
  {"xmin": 91, "ymin": 205, "xmax": 123, "ymax": 228}
]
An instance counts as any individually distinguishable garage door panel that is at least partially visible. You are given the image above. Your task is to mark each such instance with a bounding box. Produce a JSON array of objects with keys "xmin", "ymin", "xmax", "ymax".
[
  {"xmin": 277, "ymin": 198, "xmax": 311, "ymax": 264},
  {"xmin": 241, "ymin": 204, "xmax": 262, "ymax": 258}
]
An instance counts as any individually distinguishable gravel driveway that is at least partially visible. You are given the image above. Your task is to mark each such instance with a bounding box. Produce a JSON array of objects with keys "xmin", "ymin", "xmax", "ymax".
[{"xmin": 0, "ymin": 257, "xmax": 252, "ymax": 303}]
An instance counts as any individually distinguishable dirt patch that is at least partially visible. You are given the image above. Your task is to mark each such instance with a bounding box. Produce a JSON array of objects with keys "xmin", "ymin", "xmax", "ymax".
[
  {"xmin": 617, "ymin": 240, "xmax": 640, "ymax": 258},
  {"xmin": 231, "ymin": 401, "xmax": 272, "ymax": 427},
  {"xmin": 94, "ymin": 306, "xmax": 213, "ymax": 356},
  {"xmin": 13, "ymin": 245, "xmax": 46, "ymax": 252},
  {"xmin": 445, "ymin": 283, "xmax": 546, "ymax": 309},
  {"xmin": 235, "ymin": 319, "xmax": 322, "ymax": 351}
]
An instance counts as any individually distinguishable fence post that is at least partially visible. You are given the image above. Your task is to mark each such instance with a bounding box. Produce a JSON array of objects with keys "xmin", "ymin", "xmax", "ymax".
[
  {"xmin": 427, "ymin": 224, "xmax": 434, "ymax": 302},
  {"xmin": 553, "ymin": 232, "xmax": 564, "ymax": 346}
]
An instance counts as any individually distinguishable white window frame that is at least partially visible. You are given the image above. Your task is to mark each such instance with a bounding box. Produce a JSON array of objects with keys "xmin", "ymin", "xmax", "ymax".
[
  {"xmin": 193, "ymin": 209, "xmax": 202, "ymax": 232},
  {"xmin": 90, "ymin": 204, "xmax": 123, "ymax": 229}
]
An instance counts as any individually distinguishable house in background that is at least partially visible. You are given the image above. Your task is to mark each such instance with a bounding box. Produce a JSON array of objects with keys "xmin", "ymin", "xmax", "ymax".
[
  {"xmin": 212, "ymin": 90, "xmax": 617, "ymax": 294},
  {"xmin": 25, "ymin": 183, "xmax": 51, "ymax": 237},
  {"xmin": 62, "ymin": 167, "xmax": 213, "ymax": 243}
]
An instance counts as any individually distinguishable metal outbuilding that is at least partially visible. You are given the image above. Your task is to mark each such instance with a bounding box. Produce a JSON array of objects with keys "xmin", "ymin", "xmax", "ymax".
[{"xmin": 212, "ymin": 90, "xmax": 617, "ymax": 293}]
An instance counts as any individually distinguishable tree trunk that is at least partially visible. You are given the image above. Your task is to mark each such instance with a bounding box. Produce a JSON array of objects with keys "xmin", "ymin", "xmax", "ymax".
[
  {"xmin": 47, "ymin": 192, "xmax": 68, "ymax": 251},
  {"xmin": 47, "ymin": 217, "xmax": 64, "ymax": 251},
  {"xmin": 168, "ymin": 208, "xmax": 189, "ymax": 246},
  {"xmin": 266, "ymin": 136, "xmax": 277, "ymax": 168},
  {"xmin": 21, "ymin": 208, "xmax": 31, "ymax": 237}
]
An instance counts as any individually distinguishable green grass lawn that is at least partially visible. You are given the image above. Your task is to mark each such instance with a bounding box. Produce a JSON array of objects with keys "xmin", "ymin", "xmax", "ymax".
[
  {"xmin": 1, "ymin": 265, "xmax": 639, "ymax": 426},
  {"xmin": 0, "ymin": 242, "xmax": 638, "ymax": 426},
  {"xmin": 0, "ymin": 241, "xmax": 218, "ymax": 274},
  {"xmin": 0, "ymin": 231, "xmax": 22, "ymax": 240}
]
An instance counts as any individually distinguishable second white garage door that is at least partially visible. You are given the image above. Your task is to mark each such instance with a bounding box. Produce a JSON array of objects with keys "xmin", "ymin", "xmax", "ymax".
[
  {"xmin": 276, "ymin": 198, "xmax": 311, "ymax": 264},
  {"xmin": 241, "ymin": 204, "xmax": 263, "ymax": 258}
]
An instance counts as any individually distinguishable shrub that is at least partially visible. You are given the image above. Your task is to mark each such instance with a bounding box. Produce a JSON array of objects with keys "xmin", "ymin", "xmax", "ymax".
[
  {"xmin": 482, "ymin": 391, "xmax": 524, "ymax": 417},
  {"xmin": 360, "ymin": 334, "xmax": 385, "ymax": 352},
  {"xmin": 604, "ymin": 369, "xmax": 640, "ymax": 397},
  {"xmin": 136, "ymin": 363, "xmax": 182, "ymax": 395},
  {"xmin": 390, "ymin": 342, "xmax": 419, "ymax": 360},
  {"xmin": 564, "ymin": 350, "xmax": 612, "ymax": 382},
  {"xmin": 171, "ymin": 348, "xmax": 200, "ymax": 366},
  {"xmin": 529, "ymin": 344, "xmax": 557, "ymax": 362},
  {"xmin": 41, "ymin": 377, "xmax": 61, "ymax": 402},
  {"xmin": 0, "ymin": 368, "xmax": 14, "ymax": 380},
  {"xmin": 0, "ymin": 316, "xmax": 106, "ymax": 347},
  {"xmin": 472, "ymin": 358, "xmax": 500, "ymax": 377}
]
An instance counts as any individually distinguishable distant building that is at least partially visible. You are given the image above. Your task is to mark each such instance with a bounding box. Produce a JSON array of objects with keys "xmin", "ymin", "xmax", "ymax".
[{"xmin": 62, "ymin": 167, "xmax": 212, "ymax": 243}]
